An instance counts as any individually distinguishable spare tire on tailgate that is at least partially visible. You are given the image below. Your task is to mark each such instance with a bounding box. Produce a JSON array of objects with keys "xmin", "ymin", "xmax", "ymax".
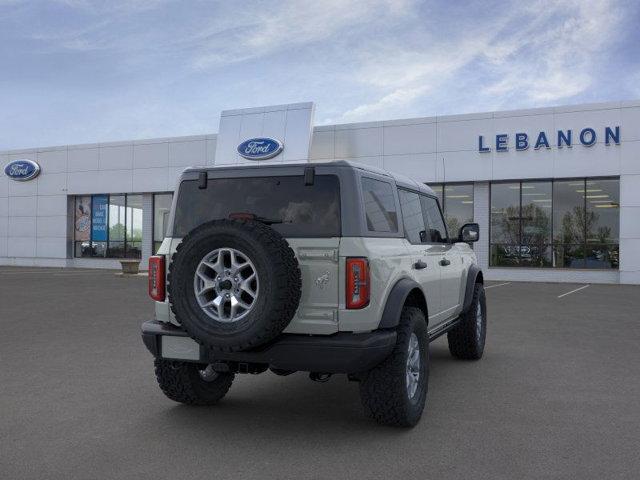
[{"xmin": 168, "ymin": 219, "xmax": 301, "ymax": 353}]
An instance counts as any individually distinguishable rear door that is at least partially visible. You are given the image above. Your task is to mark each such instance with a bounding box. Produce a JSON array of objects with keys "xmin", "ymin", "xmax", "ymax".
[{"xmin": 398, "ymin": 189, "xmax": 442, "ymax": 322}]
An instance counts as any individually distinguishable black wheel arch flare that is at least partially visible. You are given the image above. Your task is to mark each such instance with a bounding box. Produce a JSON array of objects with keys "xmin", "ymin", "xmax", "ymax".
[{"xmin": 378, "ymin": 278, "xmax": 428, "ymax": 329}]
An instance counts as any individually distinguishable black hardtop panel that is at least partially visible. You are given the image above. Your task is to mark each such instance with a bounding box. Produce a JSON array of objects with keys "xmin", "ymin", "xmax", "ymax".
[{"xmin": 179, "ymin": 161, "xmax": 435, "ymax": 196}]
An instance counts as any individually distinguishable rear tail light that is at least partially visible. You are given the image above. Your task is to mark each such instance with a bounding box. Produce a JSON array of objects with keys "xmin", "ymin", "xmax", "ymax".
[
  {"xmin": 346, "ymin": 257, "xmax": 370, "ymax": 309},
  {"xmin": 148, "ymin": 255, "xmax": 166, "ymax": 301}
]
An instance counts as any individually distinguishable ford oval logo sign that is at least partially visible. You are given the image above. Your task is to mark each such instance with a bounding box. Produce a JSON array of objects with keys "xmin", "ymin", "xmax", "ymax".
[
  {"xmin": 4, "ymin": 159, "xmax": 41, "ymax": 182},
  {"xmin": 237, "ymin": 137, "xmax": 283, "ymax": 160}
]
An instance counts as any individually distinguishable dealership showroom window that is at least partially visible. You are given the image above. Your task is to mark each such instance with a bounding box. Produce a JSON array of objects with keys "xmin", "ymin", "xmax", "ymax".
[
  {"xmin": 74, "ymin": 193, "xmax": 173, "ymax": 258},
  {"xmin": 490, "ymin": 178, "xmax": 619, "ymax": 269}
]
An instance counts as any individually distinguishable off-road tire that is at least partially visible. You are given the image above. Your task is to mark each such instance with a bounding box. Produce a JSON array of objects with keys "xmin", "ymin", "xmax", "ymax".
[
  {"xmin": 447, "ymin": 282, "xmax": 486, "ymax": 360},
  {"xmin": 359, "ymin": 307, "xmax": 429, "ymax": 427},
  {"xmin": 154, "ymin": 358, "xmax": 234, "ymax": 405},
  {"xmin": 168, "ymin": 219, "xmax": 301, "ymax": 353}
]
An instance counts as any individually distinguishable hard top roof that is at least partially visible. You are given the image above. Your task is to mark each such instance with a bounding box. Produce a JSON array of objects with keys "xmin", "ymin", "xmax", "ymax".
[{"xmin": 183, "ymin": 160, "xmax": 436, "ymax": 196}]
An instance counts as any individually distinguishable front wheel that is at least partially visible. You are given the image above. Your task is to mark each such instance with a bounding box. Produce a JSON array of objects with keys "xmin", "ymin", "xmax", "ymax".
[
  {"xmin": 154, "ymin": 359, "xmax": 235, "ymax": 405},
  {"xmin": 447, "ymin": 282, "xmax": 487, "ymax": 360},
  {"xmin": 359, "ymin": 307, "xmax": 429, "ymax": 427}
]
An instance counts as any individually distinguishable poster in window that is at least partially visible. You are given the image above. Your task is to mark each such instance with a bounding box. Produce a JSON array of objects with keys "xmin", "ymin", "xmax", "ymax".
[
  {"xmin": 91, "ymin": 195, "xmax": 108, "ymax": 242},
  {"xmin": 75, "ymin": 196, "xmax": 91, "ymax": 241}
]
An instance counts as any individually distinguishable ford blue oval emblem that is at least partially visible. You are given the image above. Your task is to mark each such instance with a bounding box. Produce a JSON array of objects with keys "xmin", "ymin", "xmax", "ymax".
[
  {"xmin": 4, "ymin": 159, "xmax": 41, "ymax": 181},
  {"xmin": 237, "ymin": 137, "xmax": 283, "ymax": 160}
]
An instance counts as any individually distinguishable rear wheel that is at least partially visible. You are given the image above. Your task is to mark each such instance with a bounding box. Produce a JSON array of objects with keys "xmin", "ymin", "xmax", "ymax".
[
  {"xmin": 359, "ymin": 306, "xmax": 429, "ymax": 427},
  {"xmin": 447, "ymin": 283, "xmax": 486, "ymax": 360},
  {"xmin": 154, "ymin": 359, "xmax": 234, "ymax": 405}
]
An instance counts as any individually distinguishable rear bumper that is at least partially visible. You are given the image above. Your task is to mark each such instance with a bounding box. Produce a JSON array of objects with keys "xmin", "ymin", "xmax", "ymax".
[{"xmin": 141, "ymin": 320, "xmax": 396, "ymax": 374}]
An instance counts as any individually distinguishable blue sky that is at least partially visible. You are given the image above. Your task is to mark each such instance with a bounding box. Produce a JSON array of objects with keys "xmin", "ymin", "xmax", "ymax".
[{"xmin": 1, "ymin": 0, "xmax": 639, "ymax": 150}]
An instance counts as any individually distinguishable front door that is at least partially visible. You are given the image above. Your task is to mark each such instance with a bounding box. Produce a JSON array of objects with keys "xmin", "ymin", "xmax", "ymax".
[
  {"xmin": 419, "ymin": 194, "xmax": 459, "ymax": 323},
  {"xmin": 438, "ymin": 243, "xmax": 465, "ymax": 317}
]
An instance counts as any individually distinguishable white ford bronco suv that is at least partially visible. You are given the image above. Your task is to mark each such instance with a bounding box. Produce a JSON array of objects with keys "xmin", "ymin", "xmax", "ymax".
[{"xmin": 142, "ymin": 161, "xmax": 486, "ymax": 427}]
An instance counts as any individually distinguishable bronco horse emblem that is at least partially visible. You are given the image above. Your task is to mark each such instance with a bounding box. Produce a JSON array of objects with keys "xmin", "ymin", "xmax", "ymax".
[{"xmin": 315, "ymin": 271, "xmax": 330, "ymax": 289}]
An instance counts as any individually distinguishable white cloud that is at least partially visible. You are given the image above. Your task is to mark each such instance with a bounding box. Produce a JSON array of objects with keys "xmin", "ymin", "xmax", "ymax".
[
  {"xmin": 191, "ymin": 0, "xmax": 415, "ymax": 69},
  {"xmin": 482, "ymin": 0, "xmax": 621, "ymax": 105},
  {"xmin": 335, "ymin": 0, "xmax": 625, "ymax": 122}
]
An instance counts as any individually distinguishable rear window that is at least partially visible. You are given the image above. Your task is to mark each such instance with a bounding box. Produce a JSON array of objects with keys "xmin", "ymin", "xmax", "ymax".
[
  {"xmin": 361, "ymin": 177, "xmax": 398, "ymax": 233},
  {"xmin": 173, "ymin": 175, "xmax": 341, "ymax": 237}
]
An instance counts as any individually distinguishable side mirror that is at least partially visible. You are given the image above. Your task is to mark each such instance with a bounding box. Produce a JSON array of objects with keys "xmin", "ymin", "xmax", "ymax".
[{"xmin": 458, "ymin": 223, "xmax": 479, "ymax": 243}]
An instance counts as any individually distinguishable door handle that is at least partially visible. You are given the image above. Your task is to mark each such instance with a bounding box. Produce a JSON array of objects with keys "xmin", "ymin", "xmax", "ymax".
[
  {"xmin": 439, "ymin": 258, "xmax": 451, "ymax": 266},
  {"xmin": 413, "ymin": 260, "xmax": 428, "ymax": 270}
]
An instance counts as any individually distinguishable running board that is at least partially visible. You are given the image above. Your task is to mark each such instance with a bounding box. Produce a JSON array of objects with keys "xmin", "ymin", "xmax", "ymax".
[{"xmin": 427, "ymin": 316, "xmax": 461, "ymax": 341}]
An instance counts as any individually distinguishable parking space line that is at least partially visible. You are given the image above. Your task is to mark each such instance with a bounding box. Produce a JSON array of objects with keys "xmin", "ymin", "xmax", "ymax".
[
  {"xmin": 485, "ymin": 282, "xmax": 511, "ymax": 290},
  {"xmin": 557, "ymin": 284, "xmax": 590, "ymax": 298}
]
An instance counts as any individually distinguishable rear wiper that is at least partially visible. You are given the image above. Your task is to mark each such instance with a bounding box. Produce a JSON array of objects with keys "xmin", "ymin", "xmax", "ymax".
[{"xmin": 228, "ymin": 212, "xmax": 283, "ymax": 225}]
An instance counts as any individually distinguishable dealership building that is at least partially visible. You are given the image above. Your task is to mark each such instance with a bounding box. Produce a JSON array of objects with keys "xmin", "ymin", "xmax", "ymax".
[{"xmin": 1, "ymin": 100, "xmax": 639, "ymax": 284}]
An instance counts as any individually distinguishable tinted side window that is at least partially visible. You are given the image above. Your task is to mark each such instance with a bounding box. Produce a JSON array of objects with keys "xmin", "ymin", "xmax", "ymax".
[
  {"xmin": 361, "ymin": 178, "xmax": 398, "ymax": 233},
  {"xmin": 173, "ymin": 175, "xmax": 341, "ymax": 237},
  {"xmin": 398, "ymin": 190, "xmax": 426, "ymax": 244},
  {"xmin": 420, "ymin": 195, "xmax": 448, "ymax": 242}
]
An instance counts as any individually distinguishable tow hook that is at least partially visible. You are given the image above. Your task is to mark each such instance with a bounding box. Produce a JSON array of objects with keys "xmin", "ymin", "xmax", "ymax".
[{"xmin": 309, "ymin": 372, "xmax": 332, "ymax": 383}]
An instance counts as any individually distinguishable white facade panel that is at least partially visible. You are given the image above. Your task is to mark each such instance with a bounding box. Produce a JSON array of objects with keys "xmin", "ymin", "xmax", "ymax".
[
  {"xmin": 620, "ymin": 174, "xmax": 640, "ymax": 206},
  {"xmin": 619, "ymin": 238, "xmax": 640, "ymax": 271},
  {"xmin": 68, "ymin": 147, "xmax": 99, "ymax": 172},
  {"xmin": 36, "ymin": 149, "xmax": 67, "ymax": 173},
  {"xmin": 280, "ymin": 106, "xmax": 315, "ymax": 163},
  {"xmin": 8, "ymin": 216, "xmax": 37, "ymax": 237},
  {"xmin": 206, "ymin": 138, "xmax": 217, "ymax": 165},
  {"xmin": 552, "ymin": 140, "xmax": 620, "ymax": 178},
  {"xmin": 383, "ymin": 153, "xmax": 438, "ymax": 182},
  {"xmin": 37, "ymin": 215, "xmax": 67, "ymax": 238},
  {"xmin": 438, "ymin": 150, "xmax": 492, "ymax": 182},
  {"xmin": 437, "ymin": 118, "xmax": 492, "ymax": 152},
  {"xmin": 67, "ymin": 171, "xmax": 103, "ymax": 195},
  {"xmin": 97, "ymin": 169, "xmax": 133, "ymax": 193},
  {"xmin": 8, "ymin": 176, "xmax": 38, "ymax": 196},
  {"xmin": 383, "ymin": 123, "xmax": 436, "ymax": 155},
  {"xmin": 620, "ymin": 106, "xmax": 640, "ymax": 142},
  {"xmin": 169, "ymin": 139, "xmax": 206, "ymax": 167},
  {"xmin": 36, "ymin": 237, "xmax": 67, "ymax": 258},
  {"xmin": 214, "ymin": 113, "xmax": 243, "ymax": 165},
  {"xmin": 335, "ymin": 127, "xmax": 382, "ymax": 158},
  {"xmin": 619, "ymin": 206, "xmax": 640, "ymax": 238},
  {"xmin": 36, "ymin": 195, "xmax": 67, "ymax": 217},
  {"xmin": 37, "ymin": 172, "xmax": 67, "ymax": 196},
  {"xmin": 133, "ymin": 168, "xmax": 170, "ymax": 192},
  {"xmin": 620, "ymin": 140, "xmax": 640, "ymax": 175},
  {"xmin": 8, "ymin": 196, "xmax": 37, "ymax": 217},
  {"xmin": 99, "ymin": 144, "xmax": 133, "ymax": 170},
  {"xmin": 0, "ymin": 198, "xmax": 7, "ymax": 217},
  {"xmin": 0, "ymin": 215, "xmax": 7, "ymax": 236},
  {"xmin": 309, "ymin": 130, "xmax": 334, "ymax": 160},
  {"xmin": 491, "ymin": 145, "xmax": 554, "ymax": 180},
  {"xmin": 7, "ymin": 236, "xmax": 36, "ymax": 258},
  {"xmin": 133, "ymin": 142, "xmax": 169, "ymax": 169},
  {"xmin": 473, "ymin": 182, "xmax": 490, "ymax": 271},
  {"xmin": 0, "ymin": 174, "xmax": 7, "ymax": 197}
]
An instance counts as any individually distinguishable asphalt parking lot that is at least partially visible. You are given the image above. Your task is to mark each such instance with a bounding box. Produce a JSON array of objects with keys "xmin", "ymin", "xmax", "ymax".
[{"xmin": 1, "ymin": 268, "xmax": 639, "ymax": 480}]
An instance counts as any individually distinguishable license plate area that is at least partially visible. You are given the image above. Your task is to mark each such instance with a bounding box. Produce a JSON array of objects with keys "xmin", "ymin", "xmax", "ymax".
[{"xmin": 161, "ymin": 336, "xmax": 201, "ymax": 361}]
